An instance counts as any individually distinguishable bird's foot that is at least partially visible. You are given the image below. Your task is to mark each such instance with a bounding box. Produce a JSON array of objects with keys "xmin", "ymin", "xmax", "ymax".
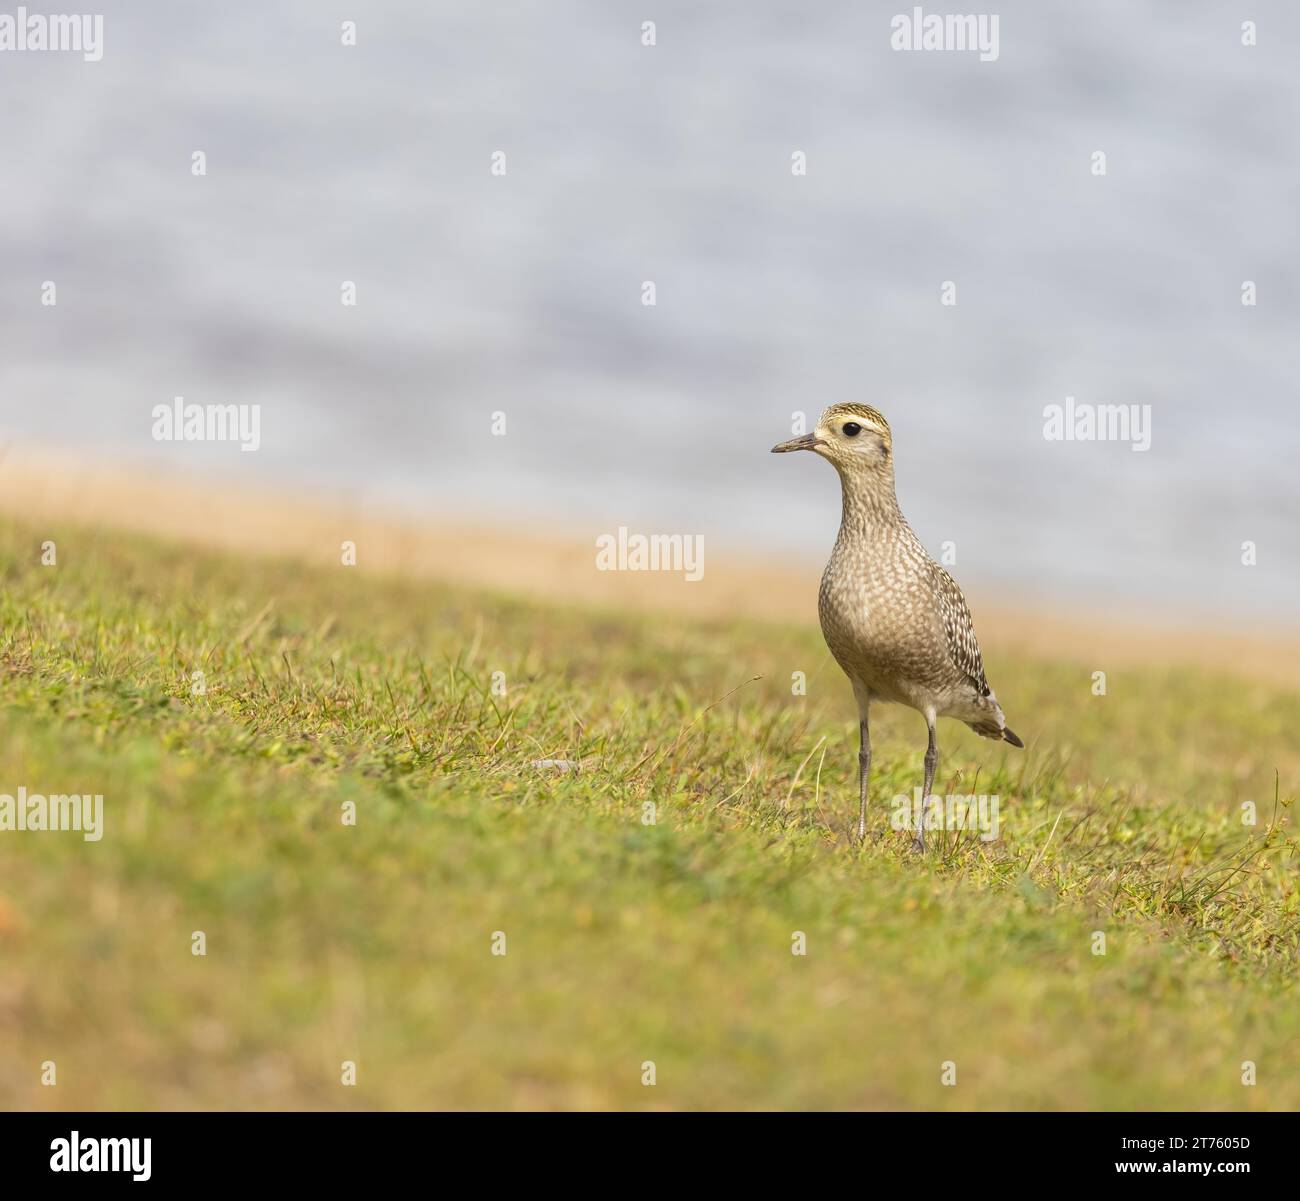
[{"xmin": 910, "ymin": 833, "xmax": 926, "ymax": 854}]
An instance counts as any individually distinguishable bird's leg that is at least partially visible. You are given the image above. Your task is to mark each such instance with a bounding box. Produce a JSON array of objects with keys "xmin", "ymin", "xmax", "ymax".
[
  {"xmin": 857, "ymin": 714, "xmax": 871, "ymax": 842},
  {"xmin": 915, "ymin": 714, "xmax": 938, "ymax": 853}
]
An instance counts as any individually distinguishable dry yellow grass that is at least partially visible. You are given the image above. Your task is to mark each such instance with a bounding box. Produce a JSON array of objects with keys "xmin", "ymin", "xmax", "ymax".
[{"xmin": 3, "ymin": 440, "xmax": 1296, "ymax": 684}]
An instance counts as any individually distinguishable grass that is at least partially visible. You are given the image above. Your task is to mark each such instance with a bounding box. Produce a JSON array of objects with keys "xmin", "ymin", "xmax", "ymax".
[{"xmin": 0, "ymin": 514, "xmax": 1297, "ymax": 1110}]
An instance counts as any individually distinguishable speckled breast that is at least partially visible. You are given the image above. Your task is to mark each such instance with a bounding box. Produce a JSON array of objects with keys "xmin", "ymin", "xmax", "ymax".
[{"xmin": 817, "ymin": 534, "xmax": 952, "ymax": 700}]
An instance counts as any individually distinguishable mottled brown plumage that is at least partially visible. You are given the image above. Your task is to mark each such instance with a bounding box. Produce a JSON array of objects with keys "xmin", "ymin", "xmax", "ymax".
[{"xmin": 772, "ymin": 403, "xmax": 1022, "ymax": 850}]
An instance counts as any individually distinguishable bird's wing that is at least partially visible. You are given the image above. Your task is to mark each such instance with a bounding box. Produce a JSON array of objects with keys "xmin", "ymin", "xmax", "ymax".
[{"xmin": 927, "ymin": 561, "xmax": 990, "ymax": 696}]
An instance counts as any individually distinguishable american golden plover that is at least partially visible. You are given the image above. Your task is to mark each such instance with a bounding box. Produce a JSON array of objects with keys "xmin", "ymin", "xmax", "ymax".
[{"xmin": 772, "ymin": 404, "xmax": 1022, "ymax": 851}]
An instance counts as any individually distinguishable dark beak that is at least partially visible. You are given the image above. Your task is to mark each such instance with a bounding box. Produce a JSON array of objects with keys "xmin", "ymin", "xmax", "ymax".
[{"xmin": 770, "ymin": 433, "xmax": 824, "ymax": 454}]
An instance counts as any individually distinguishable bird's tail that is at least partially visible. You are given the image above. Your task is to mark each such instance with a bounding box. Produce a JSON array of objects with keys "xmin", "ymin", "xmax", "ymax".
[
  {"xmin": 966, "ymin": 717, "xmax": 1025, "ymax": 747},
  {"xmin": 964, "ymin": 695, "xmax": 1024, "ymax": 747}
]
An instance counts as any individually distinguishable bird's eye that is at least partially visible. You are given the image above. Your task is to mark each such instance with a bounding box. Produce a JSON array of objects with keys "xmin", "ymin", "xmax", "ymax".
[{"xmin": 842, "ymin": 422, "xmax": 861, "ymax": 437}]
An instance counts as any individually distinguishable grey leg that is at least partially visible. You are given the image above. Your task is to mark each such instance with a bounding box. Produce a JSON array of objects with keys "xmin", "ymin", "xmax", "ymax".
[
  {"xmin": 915, "ymin": 714, "xmax": 938, "ymax": 853},
  {"xmin": 857, "ymin": 714, "xmax": 871, "ymax": 842}
]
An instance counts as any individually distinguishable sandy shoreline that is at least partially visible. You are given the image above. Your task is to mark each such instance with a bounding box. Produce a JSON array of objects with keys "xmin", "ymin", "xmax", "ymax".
[{"xmin": 2, "ymin": 442, "xmax": 1296, "ymax": 686}]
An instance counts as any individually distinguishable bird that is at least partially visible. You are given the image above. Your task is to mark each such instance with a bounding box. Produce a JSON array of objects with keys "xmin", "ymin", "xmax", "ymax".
[{"xmin": 772, "ymin": 403, "xmax": 1022, "ymax": 851}]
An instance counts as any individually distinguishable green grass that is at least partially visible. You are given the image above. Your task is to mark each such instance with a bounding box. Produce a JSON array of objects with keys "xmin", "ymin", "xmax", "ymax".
[{"xmin": 1, "ymin": 515, "xmax": 1297, "ymax": 1110}]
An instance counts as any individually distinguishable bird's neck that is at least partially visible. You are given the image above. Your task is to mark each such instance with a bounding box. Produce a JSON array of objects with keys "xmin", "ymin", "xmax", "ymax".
[{"xmin": 836, "ymin": 469, "xmax": 903, "ymax": 538}]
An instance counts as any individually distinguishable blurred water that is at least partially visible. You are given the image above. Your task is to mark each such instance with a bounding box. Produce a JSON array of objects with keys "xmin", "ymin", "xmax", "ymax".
[{"xmin": 1, "ymin": 0, "xmax": 1297, "ymax": 619}]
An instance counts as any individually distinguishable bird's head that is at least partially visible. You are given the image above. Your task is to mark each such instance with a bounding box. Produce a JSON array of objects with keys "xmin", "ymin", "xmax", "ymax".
[{"xmin": 771, "ymin": 404, "xmax": 893, "ymax": 477}]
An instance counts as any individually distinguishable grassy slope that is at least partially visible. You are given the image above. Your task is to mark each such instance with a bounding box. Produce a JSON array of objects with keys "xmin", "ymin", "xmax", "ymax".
[{"xmin": 0, "ymin": 516, "xmax": 1297, "ymax": 1111}]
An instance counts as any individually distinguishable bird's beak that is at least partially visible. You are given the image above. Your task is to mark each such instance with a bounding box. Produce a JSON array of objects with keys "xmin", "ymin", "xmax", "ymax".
[{"xmin": 770, "ymin": 433, "xmax": 824, "ymax": 453}]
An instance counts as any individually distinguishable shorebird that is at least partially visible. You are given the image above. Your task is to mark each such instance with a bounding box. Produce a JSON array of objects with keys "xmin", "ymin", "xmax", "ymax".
[{"xmin": 772, "ymin": 404, "xmax": 1022, "ymax": 851}]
